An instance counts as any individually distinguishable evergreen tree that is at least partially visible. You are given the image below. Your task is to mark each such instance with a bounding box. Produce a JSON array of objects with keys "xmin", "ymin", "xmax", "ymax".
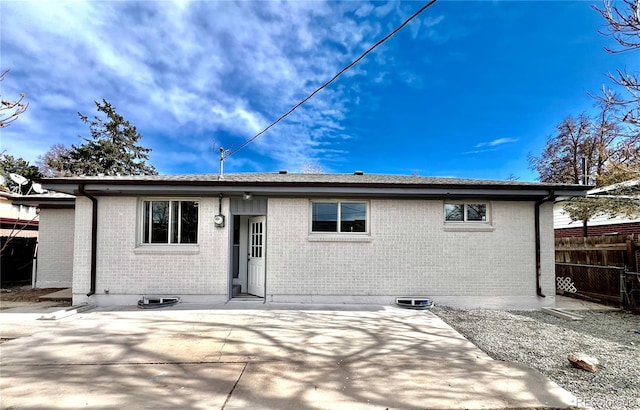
[
  {"xmin": 0, "ymin": 153, "xmax": 42, "ymax": 192},
  {"xmin": 51, "ymin": 99, "xmax": 158, "ymax": 176}
]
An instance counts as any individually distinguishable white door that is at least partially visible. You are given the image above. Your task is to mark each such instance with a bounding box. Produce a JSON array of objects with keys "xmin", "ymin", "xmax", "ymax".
[{"xmin": 247, "ymin": 216, "xmax": 266, "ymax": 297}]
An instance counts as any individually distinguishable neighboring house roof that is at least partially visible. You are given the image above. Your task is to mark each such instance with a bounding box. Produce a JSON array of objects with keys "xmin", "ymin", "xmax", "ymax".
[
  {"xmin": 11, "ymin": 191, "xmax": 75, "ymax": 208},
  {"xmin": 0, "ymin": 227, "xmax": 38, "ymax": 238},
  {"xmin": 554, "ymin": 204, "xmax": 638, "ymax": 229},
  {"xmin": 3, "ymin": 186, "xmax": 76, "ymax": 207},
  {"xmin": 554, "ymin": 178, "xmax": 640, "ymax": 229},
  {"xmin": 0, "ymin": 190, "xmax": 18, "ymax": 200},
  {"xmin": 39, "ymin": 172, "xmax": 588, "ymax": 200},
  {"xmin": 588, "ymin": 178, "xmax": 640, "ymax": 198},
  {"xmin": 0, "ymin": 191, "xmax": 40, "ymax": 238}
]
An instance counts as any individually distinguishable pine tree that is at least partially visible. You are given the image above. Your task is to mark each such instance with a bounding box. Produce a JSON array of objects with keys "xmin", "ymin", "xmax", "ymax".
[{"xmin": 51, "ymin": 100, "xmax": 158, "ymax": 176}]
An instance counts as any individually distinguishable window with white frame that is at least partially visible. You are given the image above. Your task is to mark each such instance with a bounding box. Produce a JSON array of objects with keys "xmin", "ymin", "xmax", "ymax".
[
  {"xmin": 311, "ymin": 201, "xmax": 368, "ymax": 233},
  {"xmin": 141, "ymin": 200, "xmax": 199, "ymax": 244},
  {"xmin": 444, "ymin": 202, "xmax": 488, "ymax": 222}
]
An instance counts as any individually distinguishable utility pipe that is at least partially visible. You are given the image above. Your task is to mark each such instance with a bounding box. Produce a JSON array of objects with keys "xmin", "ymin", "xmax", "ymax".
[
  {"xmin": 78, "ymin": 185, "xmax": 98, "ymax": 297},
  {"xmin": 534, "ymin": 192, "xmax": 554, "ymax": 297}
]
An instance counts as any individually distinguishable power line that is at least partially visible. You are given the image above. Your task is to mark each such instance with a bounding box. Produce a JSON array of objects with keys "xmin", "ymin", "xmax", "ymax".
[{"xmin": 225, "ymin": 0, "xmax": 438, "ymax": 158}]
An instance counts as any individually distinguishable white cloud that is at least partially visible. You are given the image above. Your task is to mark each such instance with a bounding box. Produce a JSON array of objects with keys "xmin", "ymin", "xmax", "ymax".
[
  {"xmin": 0, "ymin": 0, "xmax": 425, "ymax": 172},
  {"xmin": 211, "ymin": 103, "xmax": 266, "ymax": 136},
  {"xmin": 423, "ymin": 15, "xmax": 445, "ymax": 28},
  {"xmin": 355, "ymin": 3, "xmax": 375, "ymax": 18},
  {"xmin": 463, "ymin": 148, "xmax": 498, "ymax": 155},
  {"xmin": 475, "ymin": 138, "xmax": 519, "ymax": 148},
  {"xmin": 375, "ymin": 1, "xmax": 397, "ymax": 18}
]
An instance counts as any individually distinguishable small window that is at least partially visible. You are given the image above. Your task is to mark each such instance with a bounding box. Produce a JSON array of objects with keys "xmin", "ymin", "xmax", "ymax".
[
  {"xmin": 312, "ymin": 201, "xmax": 368, "ymax": 233},
  {"xmin": 141, "ymin": 200, "xmax": 199, "ymax": 244},
  {"xmin": 444, "ymin": 202, "xmax": 488, "ymax": 222}
]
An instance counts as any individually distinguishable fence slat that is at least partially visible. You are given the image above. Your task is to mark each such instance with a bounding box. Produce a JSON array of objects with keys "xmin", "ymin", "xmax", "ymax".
[{"xmin": 555, "ymin": 235, "xmax": 633, "ymax": 301}]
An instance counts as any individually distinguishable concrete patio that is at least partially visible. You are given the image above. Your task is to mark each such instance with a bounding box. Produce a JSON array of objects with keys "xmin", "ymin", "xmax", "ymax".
[{"xmin": 0, "ymin": 304, "xmax": 578, "ymax": 409}]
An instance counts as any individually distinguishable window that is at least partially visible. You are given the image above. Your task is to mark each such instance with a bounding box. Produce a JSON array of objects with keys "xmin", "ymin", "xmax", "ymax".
[
  {"xmin": 311, "ymin": 201, "xmax": 368, "ymax": 233},
  {"xmin": 444, "ymin": 202, "xmax": 487, "ymax": 222},
  {"xmin": 141, "ymin": 200, "xmax": 198, "ymax": 244}
]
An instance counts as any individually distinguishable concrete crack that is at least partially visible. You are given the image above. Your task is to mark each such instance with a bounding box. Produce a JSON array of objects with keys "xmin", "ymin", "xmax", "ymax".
[
  {"xmin": 221, "ymin": 362, "xmax": 247, "ymax": 409},
  {"xmin": 219, "ymin": 328, "xmax": 232, "ymax": 361}
]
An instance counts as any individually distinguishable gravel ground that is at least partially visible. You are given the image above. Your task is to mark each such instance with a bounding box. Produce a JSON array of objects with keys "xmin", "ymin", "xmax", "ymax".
[{"xmin": 432, "ymin": 306, "xmax": 640, "ymax": 410}]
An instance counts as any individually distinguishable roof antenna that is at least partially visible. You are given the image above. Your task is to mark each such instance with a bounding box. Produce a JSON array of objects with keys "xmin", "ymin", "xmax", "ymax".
[{"xmin": 219, "ymin": 146, "xmax": 225, "ymax": 180}]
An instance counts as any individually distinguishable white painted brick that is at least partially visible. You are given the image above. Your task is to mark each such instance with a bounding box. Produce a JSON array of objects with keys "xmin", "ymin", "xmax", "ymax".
[
  {"xmin": 72, "ymin": 196, "xmax": 229, "ymax": 305},
  {"xmin": 266, "ymin": 198, "xmax": 555, "ymax": 309},
  {"xmin": 72, "ymin": 196, "xmax": 93, "ymax": 298},
  {"xmin": 70, "ymin": 195, "xmax": 556, "ymax": 309}
]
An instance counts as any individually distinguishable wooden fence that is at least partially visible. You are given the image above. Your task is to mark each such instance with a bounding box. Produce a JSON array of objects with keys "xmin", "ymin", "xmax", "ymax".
[{"xmin": 555, "ymin": 235, "xmax": 636, "ymax": 302}]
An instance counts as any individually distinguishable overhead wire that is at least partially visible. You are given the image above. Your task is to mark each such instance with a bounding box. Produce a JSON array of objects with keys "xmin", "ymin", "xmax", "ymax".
[{"xmin": 225, "ymin": 0, "xmax": 438, "ymax": 158}]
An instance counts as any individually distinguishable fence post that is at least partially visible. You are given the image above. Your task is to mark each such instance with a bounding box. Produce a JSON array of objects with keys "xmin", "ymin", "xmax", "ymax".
[
  {"xmin": 626, "ymin": 239, "xmax": 636, "ymax": 271},
  {"xmin": 621, "ymin": 267, "xmax": 627, "ymax": 306}
]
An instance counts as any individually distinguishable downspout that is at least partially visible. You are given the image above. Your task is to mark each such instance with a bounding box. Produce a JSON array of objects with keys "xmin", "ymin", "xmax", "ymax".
[
  {"xmin": 534, "ymin": 192, "xmax": 554, "ymax": 297},
  {"xmin": 78, "ymin": 185, "xmax": 98, "ymax": 297}
]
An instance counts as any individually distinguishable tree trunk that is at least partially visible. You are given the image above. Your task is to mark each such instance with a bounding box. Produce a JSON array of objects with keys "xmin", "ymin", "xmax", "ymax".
[{"xmin": 582, "ymin": 219, "xmax": 588, "ymax": 237}]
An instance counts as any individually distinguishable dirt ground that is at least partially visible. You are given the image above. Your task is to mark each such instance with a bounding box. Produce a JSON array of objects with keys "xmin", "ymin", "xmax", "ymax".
[{"xmin": 0, "ymin": 286, "xmax": 70, "ymax": 305}]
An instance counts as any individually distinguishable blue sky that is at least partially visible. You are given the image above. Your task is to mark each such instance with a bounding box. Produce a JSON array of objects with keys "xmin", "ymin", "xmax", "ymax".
[{"xmin": 0, "ymin": 0, "xmax": 635, "ymax": 181}]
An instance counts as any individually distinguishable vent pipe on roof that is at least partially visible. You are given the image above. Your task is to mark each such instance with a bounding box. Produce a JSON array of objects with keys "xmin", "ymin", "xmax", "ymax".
[
  {"xmin": 354, "ymin": 170, "xmax": 364, "ymax": 175},
  {"xmin": 279, "ymin": 170, "xmax": 288, "ymax": 174}
]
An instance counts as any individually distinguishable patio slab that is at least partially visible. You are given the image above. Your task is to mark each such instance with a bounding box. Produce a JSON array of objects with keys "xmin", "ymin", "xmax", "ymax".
[{"xmin": 0, "ymin": 305, "xmax": 579, "ymax": 409}]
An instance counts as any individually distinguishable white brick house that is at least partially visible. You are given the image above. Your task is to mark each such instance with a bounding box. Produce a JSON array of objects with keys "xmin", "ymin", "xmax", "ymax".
[
  {"xmin": 40, "ymin": 173, "xmax": 587, "ymax": 309},
  {"xmin": 13, "ymin": 192, "xmax": 75, "ymax": 288}
]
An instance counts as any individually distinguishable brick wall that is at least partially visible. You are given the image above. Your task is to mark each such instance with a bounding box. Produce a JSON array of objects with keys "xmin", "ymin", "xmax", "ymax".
[
  {"xmin": 36, "ymin": 208, "xmax": 74, "ymax": 288},
  {"xmin": 72, "ymin": 196, "xmax": 93, "ymax": 300},
  {"xmin": 266, "ymin": 198, "xmax": 555, "ymax": 309},
  {"xmin": 555, "ymin": 222, "xmax": 640, "ymax": 240},
  {"xmin": 70, "ymin": 195, "xmax": 556, "ymax": 309},
  {"xmin": 72, "ymin": 196, "xmax": 230, "ymax": 305}
]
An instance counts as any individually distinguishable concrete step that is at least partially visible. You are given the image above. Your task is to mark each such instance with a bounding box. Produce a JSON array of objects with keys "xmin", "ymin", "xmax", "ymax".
[
  {"xmin": 37, "ymin": 303, "xmax": 96, "ymax": 321},
  {"xmin": 542, "ymin": 307, "xmax": 584, "ymax": 321}
]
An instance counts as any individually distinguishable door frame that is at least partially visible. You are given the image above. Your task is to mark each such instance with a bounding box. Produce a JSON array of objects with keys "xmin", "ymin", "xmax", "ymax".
[
  {"xmin": 232, "ymin": 215, "xmax": 250, "ymax": 293},
  {"xmin": 247, "ymin": 216, "xmax": 266, "ymax": 297},
  {"xmin": 228, "ymin": 197, "xmax": 268, "ymax": 301}
]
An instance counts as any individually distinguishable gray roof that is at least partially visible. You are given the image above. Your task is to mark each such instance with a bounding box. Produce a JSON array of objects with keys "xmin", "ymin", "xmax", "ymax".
[
  {"xmin": 40, "ymin": 172, "xmax": 584, "ymax": 187},
  {"xmin": 39, "ymin": 172, "xmax": 590, "ymax": 199}
]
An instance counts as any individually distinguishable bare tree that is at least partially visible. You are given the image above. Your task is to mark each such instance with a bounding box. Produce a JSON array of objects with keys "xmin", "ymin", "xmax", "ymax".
[
  {"xmin": 593, "ymin": 0, "xmax": 640, "ymax": 125},
  {"xmin": 595, "ymin": 0, "xmax": 640, "ymax": 52},
  {"xmin": 0, "ymin": 70, "xmax": 28, "ymax": 128},
  {"xmin": 531, "ymin": 104, "xmax": 640, "ymax": 235},
  {"xmin": 529, "ymin": 102, "xmax": 638, "ymax": 187},
  {"xmin": 529, "ymin": 114, "xmax": 592, "ymax": 185},
  {"xmin": 530, "ymin": 1, "xmax": 640, "ymax": 236},
  {"xmin": 37, "ymin": 144, "xmax": 71, "ymax": 177}
]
